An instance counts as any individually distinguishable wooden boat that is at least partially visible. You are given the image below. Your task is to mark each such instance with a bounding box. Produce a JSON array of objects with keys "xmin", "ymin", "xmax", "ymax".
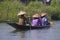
[{"xmin": 7, "ymin": 22, "xmax": 50, "ymax": 30}]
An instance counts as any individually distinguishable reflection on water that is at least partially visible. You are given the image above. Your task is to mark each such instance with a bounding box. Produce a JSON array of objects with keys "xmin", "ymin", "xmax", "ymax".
[{"xmin": 0, "ymin": 21, "xmax": 60, "ymax": 40}]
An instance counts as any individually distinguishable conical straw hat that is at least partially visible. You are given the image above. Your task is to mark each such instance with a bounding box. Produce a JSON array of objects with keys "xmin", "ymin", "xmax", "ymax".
[
  {"xmin": 33, "ymin": 14, "xmax": 40, "ymax": 18},
  {"xmin": 17, "ymin": 11, "xmax": 26, "ymax": 16},
  {"xmin": 41, "ymin": 13, "xmax": 47, "ymax": 17}
]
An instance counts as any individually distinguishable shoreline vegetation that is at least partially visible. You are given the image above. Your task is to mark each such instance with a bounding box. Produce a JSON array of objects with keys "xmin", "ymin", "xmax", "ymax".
[{"xmin": 0, "ymin": 0, "xmax": 60, "ymax": 23}]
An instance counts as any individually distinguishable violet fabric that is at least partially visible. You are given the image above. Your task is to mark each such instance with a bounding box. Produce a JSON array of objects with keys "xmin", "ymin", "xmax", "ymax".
[
  {"xmin": 31, "ymin": 18, "xmax": 42, "ymax": 27},
  {"xmin": 41, "ymin": 16, "xmax": 50, "ymax": 26}
]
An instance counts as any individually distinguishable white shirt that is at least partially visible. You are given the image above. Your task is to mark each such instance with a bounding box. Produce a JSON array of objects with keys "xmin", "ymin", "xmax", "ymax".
[{"xmin": 46, "ymin": 0, "xmax": 50, "ymax": 2}]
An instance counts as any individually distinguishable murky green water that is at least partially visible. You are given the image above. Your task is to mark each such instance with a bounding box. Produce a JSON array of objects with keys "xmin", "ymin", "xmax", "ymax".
[{"xmin": 0, "ymin": 21, "xmax": 60, "ymax": 40}]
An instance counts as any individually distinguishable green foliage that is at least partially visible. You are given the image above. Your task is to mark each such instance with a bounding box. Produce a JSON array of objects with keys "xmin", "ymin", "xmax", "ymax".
[
  {"xmin": 25, "ymin": 1, "xmax": 44, "ymax": 16},
  {"xmin": 0, "ymin": 0, "xmax": 60, "ymax": 22},
  {"xmin": 0, "ymin": 0, "xmax": 25, "ymax": 22},
  {"xmin": 46, "ymin": 0, "xmax": 60, "ymax": 20}
]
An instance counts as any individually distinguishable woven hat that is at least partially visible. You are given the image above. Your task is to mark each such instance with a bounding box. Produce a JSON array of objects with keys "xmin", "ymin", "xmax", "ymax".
[
  {"xmin": 33, "ymin": 14, "xmax": 40, "ymax": 18},
  {"xmin": 41, "ymin": 13, "xmax": 47, "ymax": 17},
  {"xmin": 17, "ymin": 11, "xmax": 26, "ymax": 16}
]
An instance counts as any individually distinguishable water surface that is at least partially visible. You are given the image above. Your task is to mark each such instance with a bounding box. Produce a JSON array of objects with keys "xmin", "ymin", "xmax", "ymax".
[{"xmin": 0, "ymin": 21, "xmax": 60, "ymax": 40}]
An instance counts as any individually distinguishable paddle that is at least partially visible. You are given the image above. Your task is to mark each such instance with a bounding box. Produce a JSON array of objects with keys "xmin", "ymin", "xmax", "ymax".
[{"xmin": 50, "ymin": 21, "xmax": 55, "ymax": 26}]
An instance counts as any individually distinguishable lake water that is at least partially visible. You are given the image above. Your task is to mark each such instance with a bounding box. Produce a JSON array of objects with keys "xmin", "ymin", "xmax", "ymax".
[{"xmin": 0, "ymin": 21, "xmax": 60, "ymax": 40}]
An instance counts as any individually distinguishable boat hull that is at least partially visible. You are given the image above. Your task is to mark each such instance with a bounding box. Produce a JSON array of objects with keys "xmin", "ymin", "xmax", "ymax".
[{"xmin": 7, "ymin": 22, "xmax": 50, "ymax": 30}]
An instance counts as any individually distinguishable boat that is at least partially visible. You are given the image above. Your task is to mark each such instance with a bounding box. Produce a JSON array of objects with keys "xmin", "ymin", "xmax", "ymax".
[{"xmin": 7, "ymin": 22, "xmax": 50, "ymax": 30}]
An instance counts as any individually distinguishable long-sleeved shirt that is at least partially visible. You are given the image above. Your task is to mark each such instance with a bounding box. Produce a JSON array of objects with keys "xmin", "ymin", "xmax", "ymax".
[
  {"xmin": 31, "ymin": 18, "xmax": 42, "ymax": 27},
  {"xmin": 41, "ymin": 16, "xmax": 50, "ymax": 26}
]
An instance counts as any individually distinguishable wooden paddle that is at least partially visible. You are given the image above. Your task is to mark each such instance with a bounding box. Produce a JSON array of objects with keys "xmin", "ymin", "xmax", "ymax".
[{"xmin": 50, "ymin": 21, "xmax": 55, "ymax": 26}]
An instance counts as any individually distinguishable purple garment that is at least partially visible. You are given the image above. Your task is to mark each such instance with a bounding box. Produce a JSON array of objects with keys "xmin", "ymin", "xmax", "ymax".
[
  {"xmin": 41, "ymin": 16, "xmax": 50, "ymax": 26},
  {"xmin": 31, "ymin": 18, "xmax": 42, "ymax": 27}
]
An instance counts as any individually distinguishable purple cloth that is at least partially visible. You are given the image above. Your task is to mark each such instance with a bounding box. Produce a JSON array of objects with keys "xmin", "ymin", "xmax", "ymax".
[
  {"xmin": 31, "ymin": 18, "xmax": 42, "ymax": 27},
  {"xmin": 41, "ymin": 16, "xmax": 50, "ymax": 26}
]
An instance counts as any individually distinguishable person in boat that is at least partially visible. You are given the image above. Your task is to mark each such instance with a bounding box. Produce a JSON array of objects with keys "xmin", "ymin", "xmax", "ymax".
[
  {"xmin": 46, "ymin": 0, "xmax": 52, "ymax": 5},
  {"xmin": 17, "ymin": 11, "xmax": 27, "ymax": 25},
  {"xmin": 31, "ymin": 14, "xmax": 42, "ymax": 27},
  {"xmin": 41, "ymin": 12, "xmax": 50, "ymax": 26}
]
